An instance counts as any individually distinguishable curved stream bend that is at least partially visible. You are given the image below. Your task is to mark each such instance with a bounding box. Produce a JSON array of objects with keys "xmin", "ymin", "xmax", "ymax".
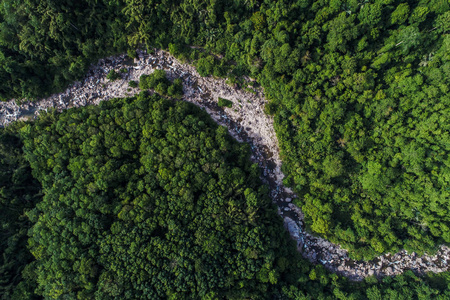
[{"xmin": 1, "ymin": 49, "xmax": 449, "ymax": 281}]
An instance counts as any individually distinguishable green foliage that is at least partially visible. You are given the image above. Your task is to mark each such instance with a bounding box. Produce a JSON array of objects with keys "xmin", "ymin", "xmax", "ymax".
[
  {"xmin": 106, "ymin": 70, "xmax": 121, "ymax": 81},
  {"xmin": 391, "ymin": 3, "xmax": 410, "ymax": 25},
  {"xmin": 168, "ymin": 43, "xmax": 190, "ymax": 61},
  {"xmin": 167, "ymin": 78, "xmax": 183, "ymax": 98},
  {"xmin": 0, "ymin": 0, "xmax": 127, "ymax": 99},
  {"xmin": 127, "ymin": 49, "xmax": 137, "ymax": 59},
  {"xmin": 1, "ymin": 0, "xmax": 450, "ymax": 296},
  {"xmin": 265, "ymin": 1, "xmax": 450, "ymax": 259},
  {"xmin": 128, "ymin": 80, "xmax": 138, "ymax": 88},
  {"xmin": 139, "ymin": 70, "xmax": 169, "ymax": 90},
  {"xmin": 0, "ymin": 125, "xmax": 41, "ymax": 299},
  {"xmin": 1, "ymin": 113, "xmax": 450, "ymax": 299},
  {"xmin": 218, "ymin": 97, "xmax": 233, "ymax": 108},
  {"xmin": 20, "ymin": 94, "xmax": 293, "ymax": 299},
  {"xmin": 196, "ymin": 55, "xmax": 215, "ymax": 77},
  {"xmin": 140, "ymin": 70, "xmax": 183, "ymax": 98},
  {"xmin": 278, "ymin": 269, "xmax": 450, "ymax": 299}
]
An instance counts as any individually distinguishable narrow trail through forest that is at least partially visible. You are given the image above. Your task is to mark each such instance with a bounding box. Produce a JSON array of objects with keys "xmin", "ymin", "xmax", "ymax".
[{"xmin": 1, "ymin": 49, "xmax": 449, "ymax": 281}]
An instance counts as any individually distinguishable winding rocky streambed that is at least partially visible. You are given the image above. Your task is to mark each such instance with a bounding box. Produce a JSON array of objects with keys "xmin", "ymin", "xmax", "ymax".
[{"xmin": 1, "ymin": 49, "xmax": 449, "ymax": 281}]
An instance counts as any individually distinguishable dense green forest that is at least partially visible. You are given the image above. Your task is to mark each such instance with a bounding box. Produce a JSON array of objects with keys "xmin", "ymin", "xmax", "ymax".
[
  {"xmin": 19, "ymin": 93, "xmax": 293, "ymax": 298},
  {"xmin": 1, "ymin": 0, "xmax": 450, "ymax": 298},
  {"xmin": 0, "ymin": 124, "xmax": 41, "ymax": 299},
  {"xmin": 1, "ymin": 94, "xmax": 449, "ymax": 299},
  {"xmin": 265, "ymin": 1, "xmax": 450, "ymax": 259},
  {"xmin": 1, "ymin": 0, "xmax": 449, "ymax": 258}
]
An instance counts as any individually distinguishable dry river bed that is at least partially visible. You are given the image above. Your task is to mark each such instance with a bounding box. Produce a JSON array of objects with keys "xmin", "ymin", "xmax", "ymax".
[{"xmin": 1, "ymin": 49, "xmax": 449, "ymax": 281}]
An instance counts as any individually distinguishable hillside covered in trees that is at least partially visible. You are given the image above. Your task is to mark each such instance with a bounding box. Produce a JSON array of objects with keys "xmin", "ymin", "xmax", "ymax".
[
  {"xmin": 0, "ymin": 94, "xmax": 449, "ymax": 299},
  {"xmin": 0, "ymin": 0, "xmax": 450, "ymax": 298},
  {"xmin": 20, "ymin": 93, "xmax": 294, "ymax": 299},
  {"xmin": 1, "ymin": 0, "xmax": 449, "ymax": 259}
]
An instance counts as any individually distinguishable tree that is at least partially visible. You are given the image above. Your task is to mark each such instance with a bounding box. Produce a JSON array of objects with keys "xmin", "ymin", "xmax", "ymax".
[{"xmin": 22, "ymin": 94, "xmax": 294, "ymax": 299}]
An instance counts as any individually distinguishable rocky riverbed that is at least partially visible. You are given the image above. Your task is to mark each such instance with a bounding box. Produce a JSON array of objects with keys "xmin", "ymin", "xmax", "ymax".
[{"xmin": 1, "ymin": 49, "xmax": 449, "ymax": 281}]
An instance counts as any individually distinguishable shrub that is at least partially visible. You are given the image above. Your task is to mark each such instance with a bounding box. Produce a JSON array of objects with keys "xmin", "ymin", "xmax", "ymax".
[
  {"xmin": 218, "ymin": 97, "xmax": 233, "ymax": 108},
  {"xmin": 106, "ymin": 70, "xmax": 121, "ymax": 81},
  {"xmin": 167, "ymin": 78, "xmax": 183, "ymax": 98},
  {"xmin": 127, "ymin": 49, "xmax": 137, "ymax": 59},
  {"xmin": 140, "ymin": 70, "xmax": 183, "ymax": 98}
]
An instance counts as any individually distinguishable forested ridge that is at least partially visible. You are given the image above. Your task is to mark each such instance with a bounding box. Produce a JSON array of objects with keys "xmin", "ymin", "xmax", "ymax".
[
  {"xmin": 1, "ymin": 0, "xmax": 449, "ymax": 257},
  {"xmin": 1, "ymin": 0, "xmax": 450, "ymax": 298},
  {"xmin": 1, "ymin": 93, "xmax": 449, "ymax": 299},
  {"xmin": 20, "ymin": 94, "xmax": 293, "ymax": 299}
]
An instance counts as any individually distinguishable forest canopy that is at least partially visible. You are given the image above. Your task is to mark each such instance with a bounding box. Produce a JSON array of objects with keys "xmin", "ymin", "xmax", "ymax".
[
  {"xmin": 0, "ymin": 0, "xmax": 450, "ymax": 297},
  {"xmin": 19, "ymin": 93, "xmax": 295, "ymax": 299},
  {"xmin": 2, "ymin": 94, "xmax": 450, "ymax": 299},
  {"xmin": 0, "ymin": 125, "xmax": 41, "ymax": 299},
  {"xmin": 0, "ymin": 0, "xmax": 448, "ymax": 258}
]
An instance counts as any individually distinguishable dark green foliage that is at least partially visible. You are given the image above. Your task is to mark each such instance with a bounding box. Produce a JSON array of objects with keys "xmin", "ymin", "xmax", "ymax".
[
  {"xmin": 0, "ymin": 0, "xmax": 127, "ymax": 100},
  {"xmin": 106, "ymin": 70, "xmax": 121, "ymax": 81},
  {"xmin": 0, "ymin": 99, "xmax": 448, "ymax": 299},
  {"xmin": 98, "ymin": 0, "xmax": 450, "ymax": 259},
  {"xmin": 139, "ymin": 70, "xmax": 170, "ymax": 90},
  {"xmin": 20, "ymin": 94, "xmax": 293, "ymax": 299},
  {"xmin": 168, "ymin": 43, "xmax": 190, "ymax": 62},
  {"xmin": 167, "ymin": 78, "xmax": 183, "ymax": 98},
  {"xmin": 127, "ymin": 49, "xmax": 137, "ymax": 59},
  {"xmin": 128, "ymin": 80, "xmax": 138, "ymax": 88},
  {"xmin": 279, "ymin": 269, "xmax": 450, "ymax": 300},
  {"xmin": 0, "ymin": 125, "xmax": 41, "ymax": 299},
  {"xmin": 218, "ymin": 97, "xmax": 233, "ymax": 108},
  {"xmin": 197, "ymin": 55, "xmax": 217, "ymax": 77},
  {"xmin": 260, "ymin": 1, "xmax": 450, "ymax": 259},
  {"xmin": 0, "ymin": 116, "xmax": 449, "ymax": 299},
  {"xmin": 140, "ymin": 70, "xmax": 183, "ymax": 98},
  {"xmin": 0, "ymin": 0, "xmax": 450, "ymax": 296}
]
